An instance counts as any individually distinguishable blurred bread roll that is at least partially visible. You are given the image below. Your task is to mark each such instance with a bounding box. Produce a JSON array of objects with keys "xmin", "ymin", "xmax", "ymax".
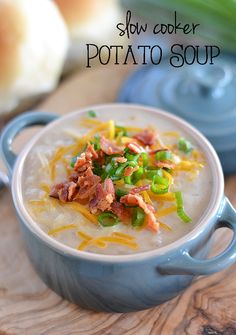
[
  {"xmin": 54, "ymin": 0, "xmax": 123, "ymax": 71},
  {"xmin": 0, "ymin": 0, "xmax": 69, "ymax": 116}
]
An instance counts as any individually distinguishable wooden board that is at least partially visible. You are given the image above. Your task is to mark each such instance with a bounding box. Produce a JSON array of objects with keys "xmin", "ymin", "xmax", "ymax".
[{"xmin": 0, "ymin": 65, "xmax": 236, "ymax": 335}]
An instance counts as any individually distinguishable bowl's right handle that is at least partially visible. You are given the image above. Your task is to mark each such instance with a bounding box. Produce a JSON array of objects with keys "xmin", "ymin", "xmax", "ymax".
[
  {"xmin": 159, "ymin": 197, "xmax": 236, "ymax": 275},
  {"xmin": 0, "ymin": 111, "xmax": 58, "ymax": 177}
]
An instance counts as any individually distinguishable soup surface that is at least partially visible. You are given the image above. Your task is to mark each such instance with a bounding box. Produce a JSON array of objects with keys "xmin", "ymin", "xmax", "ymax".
[{"xmin": 22, "ymin": 107, "xmax": 212, "ymax": 254}]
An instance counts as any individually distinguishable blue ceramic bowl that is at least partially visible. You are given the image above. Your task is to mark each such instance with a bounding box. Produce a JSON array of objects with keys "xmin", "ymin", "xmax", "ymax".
[{"xmin": 1, "ymin": 104, "xmax": 236, "ymax": 313}]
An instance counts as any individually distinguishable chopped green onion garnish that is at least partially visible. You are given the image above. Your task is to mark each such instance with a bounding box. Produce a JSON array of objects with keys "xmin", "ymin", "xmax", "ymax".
[
  {"xmin": 87, "ymin": 110, "xmax": 96, "ymax": 118},
  {"xmin": 124, "ymin": 176, "xmax": 132, "ymax": 184},
  {"xmin": 115, "ymin": 125, "xmax": 128, "ymax": 137},
  {"xmin": 115, "ymin": 161, "xmax": 137, "ymax": 177},
  {"xmin": 155, "ymin": 150, "xmax": 172, "ymax": 161},
  {"xmin": 125, "ymin": 152, "xmax": 140, "ymax": 162},
  {"xmin": 70, "ymin": 156, "xmax": 77, "ymax": 168},
  {"xmin": 140, "ymin": 152, "xmax": 148, "ymax": 167},
  {"xmin": 174, "ymin": 191, "xmax": 192, "ymax": 223},
  {"xmin": 146, "ymin": 168, "xmax": 162, "ymax": 180},
  {"xmin": 98, "ymin": 212, "xmax": 120, "ymax": 227},
  {"xmin": 70, "ymin": 145, "xmax": 87, "ymax": 167},
  {"xmin": 105, "ymin": 162, "xmax": 117, "ymax": 178},
  {"xmin": 132, "ymin": 207, "xmax": 145, "ymax": 227},
  {"xmin": 116, "ymin": 188, "xmax": 129, "ymax": 198},
  {"xmin": 91, "ymin": 135, "xmax": 100, "ymax": 150},
  {"xmin": 151, "ymin": 175, "xmax": 169, "ymax": 194},
  {"xmin": 132, "ymin": 166, "xmax": 144, "ymax": 184},
  {"xmin": 178, "ymin": 137, "xmax": 193, "ymax": 154},
  {"xmin": 93, "ymin": 161, "xmax": 104, "ymax": 177}
]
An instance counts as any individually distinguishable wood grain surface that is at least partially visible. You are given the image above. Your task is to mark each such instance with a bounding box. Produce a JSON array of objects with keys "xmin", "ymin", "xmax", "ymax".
[{"xmin": 0, "ymin": 65, "xmax": 236, "ymax": 335}]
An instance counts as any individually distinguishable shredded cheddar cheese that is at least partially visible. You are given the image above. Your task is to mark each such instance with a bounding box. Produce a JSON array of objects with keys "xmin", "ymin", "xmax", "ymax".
[
  {"xmin": 112, "ymin": 232, "xmax": 135, "ymax": 240},
  {"xmin": 65, "ymin": 203, "xmax": 98, "ymax": 224},
  {"xmin": 156, "ymin": 205, "xmax": 177, "ymax": 218},
  {"xmin": 121, "ymin": 136, "xmax": 138, "ymax": 144},
  {"xmin": 162, "ymin": 131, "xmax": 180, "ymax": 138},
  {"xmin": 48, "ymin": 224, "xmax": 77, "ymax": 236},
  {"xmin": 77, "ymin": 231, "xmax": 92, "ymax": 241},
  {"xmin": 159, "ymin": 221, "xmax": 172, "ymax": 231},
  {"xmin": 148, "ymin": 192, "xmax": 175, "ymax": 202},
  {"xmin": 82, "ymin": 122, "xmax": 110, "ymax": 143},
  {"xmin": 162, "ymin": 170, "xmax": 173, "ymax": 185},
  {"xmin": 176, "ymin": 160, "xmax": 204, "ymax": 171},
  {"xmin": 108, "ymin": 120, "xmax": 115, "ymax": 140},
  {"xmin": 49, "ymin": 143, "xmax": 79, "ymax": 180},
  {"xmin": 80, "ymin": 118, "xmax": 103, "ymax": 127},
  {"xmin": 125, "ymin": 126, "xmax": 143, "ymax": 132},
  {"xmin": 40, "ymin": 183, "xmax": 50, "ymax": 194},
  {"xmin": 78, "ymin": 236, "xmax": 138, "ymax": 251},
  {"xmin": 77, "ymin": 231, "xmax": 138, "ymax": 251},
  {"xmin": 141, "ymin": 191, "xmax": 153, "ymax": 205}
]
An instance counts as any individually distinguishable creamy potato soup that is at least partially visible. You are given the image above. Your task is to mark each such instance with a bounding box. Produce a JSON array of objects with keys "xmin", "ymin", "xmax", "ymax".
[{"xmin": 22, "ymin": 107, "xmax": 212, "ymax": 255}]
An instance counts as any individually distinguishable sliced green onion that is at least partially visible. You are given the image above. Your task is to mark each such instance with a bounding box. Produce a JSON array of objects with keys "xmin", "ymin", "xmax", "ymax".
[
  {"xmin": 151, "ymin": 175, "xmax": 169, "ymax": 194},
  {"xmin": 178, "ymin": 137, "xmax": 193, "ymax": 154},
  {"xmin": 93, "ymin": 161, "xmax": 104, "ymax": 177},
  {"xmin": 123, "ymin": 164, "xmax": 143, "ymax": 185},
  {"xmin": 70, "ymin": 145, "xmax": 87, "ymax": 168},
  {"xmin": 132, "ymin": 208, "xmax": 145, "ymax": 227},
  {"xmin": 116, "ymin": 188, "xmax": 129, "ymax": 198},
  {"xmin": 70, "ymin": 156, "xmax": 77, "ymax": 168},
  {"xmin": 155, "ymin": 150, "xmax": 172, "ymax": 161},
  {"xmin": 115, "ymin": 161, "xmax": 137, "ymax": 177},
  {"xmin": 105, "ymin": 162, "xmax": 116, "ymax": 176},
  {"xmin": 87, "ymin": 110, "xmax": 96, "ymax": 118},
  {"xmin": 124, "ymin": 176, "xmax": 132, "ymax": 184},
  {"xmin": 115, "ymin": 125, "xmax": 128, "ymax": 137},
  {"xmin": 132, "ymin": 166, "xmax": 144, "ymax": 184},
  {"xmin": 174, "ymin": 191, "xmax": 192, "ymax": 223},
  {"xmin": 146, "ymin": 168, "xmax": 162, "ymax": 179},
  {"xmin": 140, "ymin": 152, "xmax": 148, "ymax": 167},
  {"xmin": 91, "ymin": 135, "xmax": 100, "ymax": 150},
  {"xmin": 125, "ymin": 152, "xmax": 140, "ymax": 162},
  {"xmin": 98, "ymin": 212, "xmax": 120, "ymax": 227}
]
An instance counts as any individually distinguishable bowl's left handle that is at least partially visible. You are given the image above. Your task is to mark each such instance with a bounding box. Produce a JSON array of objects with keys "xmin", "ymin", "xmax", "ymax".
[{"xmin": 0, "ymin": 111, "xmax": 58, "ymax": 177}]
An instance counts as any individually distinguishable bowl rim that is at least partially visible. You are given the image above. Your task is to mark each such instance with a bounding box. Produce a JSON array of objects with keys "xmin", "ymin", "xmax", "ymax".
[{"xmin": 12, "ymin": 103, "xmax": 224, "ymax": 263}]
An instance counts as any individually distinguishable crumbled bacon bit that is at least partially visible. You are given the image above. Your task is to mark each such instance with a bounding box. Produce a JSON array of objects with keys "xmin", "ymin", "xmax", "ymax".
[
  {"xmin": 74, "ymin": 143, "xmax": 98, "ymax": 174},
  {"xmin": 68, "ymin": 182, "xmax": 78, "ymax": 201},
  {"xmin": 120, "ymin": 193, "xmax": 159, "ymax": 233},
  {"xmin": 94, "ymin": 149, "xmax": 105, "ymax": 165},
  {"xmin": 100, "ymin": 136, "xmax": 124, "ymax": 155},
  {"xmin": 89, "ymin": 178, "xmax": 115, "ymax": 214},
  {"xmin": 49, "ymin": 182, "xmax": 65, "ymax": 199},
  {"xmin": 76, "ymin": 169, "xmax": 101, "ymax": 200},
  {"xmin": 130, "ymin": 184, "xmax": 150, "ymax": 194},
  {"xmin": 134, "ymin": 129, "xmax": 156, "ymax": 146},
  {"xmin": 111, "ymin": 201, "xmax": 131, "ymax": 222},
  {"xmin": 86, "ymin": 142, "xmax": 98, "ymax": 160},
  {"xmin": 69, "ymin": 171, "xmax": 79, "ymax": 183},
  {"xmin": 74, "ymin": 152, "xmax": 87, "ymax": 170},
  {"xmin": 127, "ymin": 142, "xmax": 144, "ymax": 154},
  {"xmin": 155, "ymin": 161, "xmax": 175, "ymax": 169},
  {"xmin": 49, "ymin": 181, "xmax": 78, "ymax": 203},
  {"xmin": 114, "ymin": 157, "xmax": 127, "ymax": 164},
  {"xmin": 123, "ymin": 165, "xmax": 139, "ymax": 177}
]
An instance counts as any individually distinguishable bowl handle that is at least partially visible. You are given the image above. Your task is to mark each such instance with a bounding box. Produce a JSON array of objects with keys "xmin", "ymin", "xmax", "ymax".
[
  {"xmin": 159, "ymin": 197, "xmax": 236, "ymax": 275},
  {"xmin": 0, "ymin": 111, "xmax": 58, "ymax": 177}
]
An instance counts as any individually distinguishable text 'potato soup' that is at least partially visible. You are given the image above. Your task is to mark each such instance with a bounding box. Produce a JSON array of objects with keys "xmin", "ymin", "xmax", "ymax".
[{"xmin": 23, "ymin": 108, "xmax": 212, "ymax": 255}]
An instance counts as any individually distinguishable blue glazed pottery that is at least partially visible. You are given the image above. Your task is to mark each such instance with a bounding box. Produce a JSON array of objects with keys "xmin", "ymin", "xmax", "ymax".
[
  {"xmin": 1, "ymin": 104, "xmax": 236, "ymax": 313},
  {"xmin": 118, "ymin": 54, "xmax": 236, "ymax": 174}
]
